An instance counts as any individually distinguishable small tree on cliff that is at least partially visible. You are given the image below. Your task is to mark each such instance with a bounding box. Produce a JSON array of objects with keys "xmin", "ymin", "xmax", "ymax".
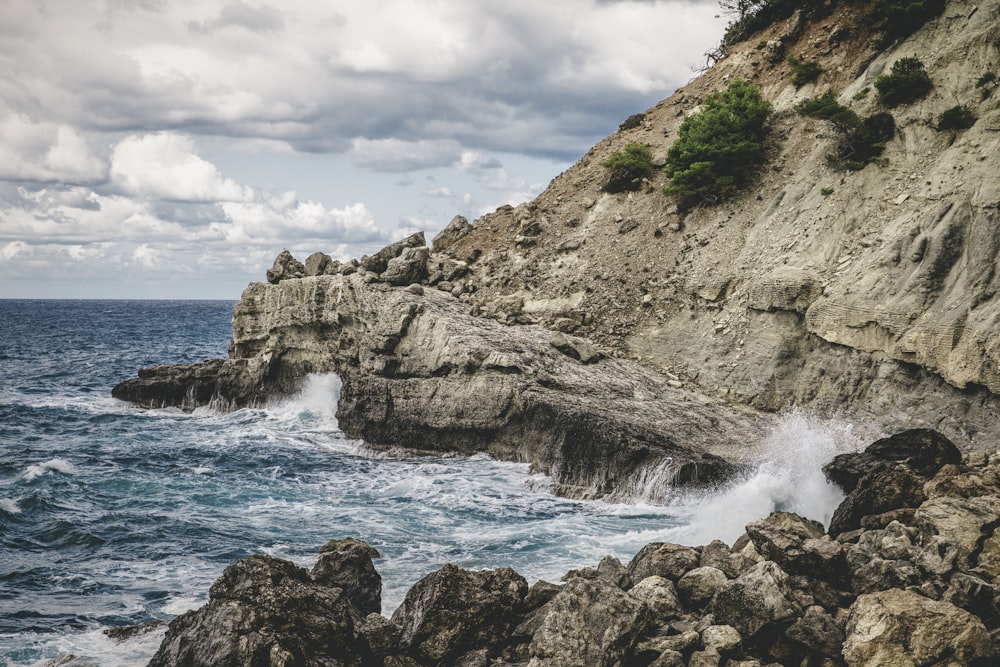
[
  {"xmin": 663, "ymin": 79, "xmax": 772, "ymax": 208},
  {"xmin": 602, "ymin": 142, "xmax": 654, "ymax": 193}
]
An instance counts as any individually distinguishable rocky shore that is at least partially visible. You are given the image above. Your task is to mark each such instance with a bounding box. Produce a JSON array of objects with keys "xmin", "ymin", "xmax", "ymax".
[{"xmin": 116, "ymin": 428, "xmax": 998, "ymax": 666}]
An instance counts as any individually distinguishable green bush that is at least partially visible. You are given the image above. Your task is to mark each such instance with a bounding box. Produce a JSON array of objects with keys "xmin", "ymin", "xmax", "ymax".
[
  {"xmin": 796, "ymin": 93, "xmax": 895, "ymax": 170},
  {"xmin": 663, "ymin": 80, "xmax": 772, "ymax": 207},
  {"xmin": 787, "ymin": 55, "xmax": 822, "ymax": 88},
  {"xmin": 868, "ymin": 0, "xmax": 946, "ymax": 45},
  {"xmin": 977, "ymin": 72, "xmax": 997, "ymax": 88},
  {"xmin": 937, "ymin": 105, "xmax": 976, "ymax": 131},
  {"xmin": 602, "ymin": 142, "xmax": 654, "ymax": 193},
  {"xmin": 721, "ymin": 0, "xmax": 828, "ymax": 45},
  {"xmin": 875, "ymin": 57, "xmax": 933, "ymax": 107}
]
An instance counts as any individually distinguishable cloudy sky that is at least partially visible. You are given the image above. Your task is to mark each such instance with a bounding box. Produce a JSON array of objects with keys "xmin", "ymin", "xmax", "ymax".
[{"xmin": 1, "ymin": 0, "xmax": 725, "ymax": 299}]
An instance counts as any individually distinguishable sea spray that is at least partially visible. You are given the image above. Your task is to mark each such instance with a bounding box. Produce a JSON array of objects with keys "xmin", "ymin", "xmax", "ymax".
[{"xmin": 669, "ymin": 410, "xmax": 881, "ymax": 545}]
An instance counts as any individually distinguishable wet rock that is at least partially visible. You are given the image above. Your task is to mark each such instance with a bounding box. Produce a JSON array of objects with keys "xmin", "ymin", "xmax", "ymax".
[
  {"xmin": 311, "ymin": 537, "xmax": 382, "ymax": 615},
  {"xmin": 823, "ymin": 429, "xmax": 961, "ymax": 493},
  {"xmin": 627, "ymin": 543, "xmax": 701, "ymax": 583},
  {"xmin": 432, "ymin": 215, "xmax": 472, "ymax": 254},
  {"xmin": 710, "ymin": 561, "xmax": 801, "ymax": 638},
  {"xmin": 828, "ymin": 463, "xmax": 926, "ymax": 537},
  {"xmin": 391, "ymin": 564, "xmax": 527, "ymax": 665},
  {"xmin": 148, "ymin": 554, "xmax": 365, "ymax": 667},
  {"xmin": 528, "ymin": 576, "xmax": 653, "ymax": 667},
  {"xmin": 843, "ymin": 588, "xmax": 990, "ymax": 666}
]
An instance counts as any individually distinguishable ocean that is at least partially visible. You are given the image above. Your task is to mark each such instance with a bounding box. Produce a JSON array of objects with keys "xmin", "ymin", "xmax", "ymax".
[{"xmin": 0, "ymin": 299, "xmax": 872, "ymax": 666}]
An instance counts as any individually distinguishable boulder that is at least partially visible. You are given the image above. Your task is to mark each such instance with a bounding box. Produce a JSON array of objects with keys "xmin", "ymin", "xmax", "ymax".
[
  {"xmin": 148, "ymin": 555, "xmax": 365, "ymax": 667},
  {"xmin": 699, "ymin": 539, "xmax": 744, "ymax": 578},
  {"xmin": 709, "ymin": 561, "xmax": 801, "ymax": 638},
  {"xmin": 432, "ymin": 215, "xmax": 473, "ymax": 254},
  {"xmin": 266, "ymin": 249, "xmax": 306, "ymax": 284},
  {"xmin": 828, "ymin": 463, "xmax": 926, "ymax": 537},
  {"xmin": 311, "ymin": 537, "xmax": 382, "ymax": 615},
  {"xmin": 360, "ymin": 232, "xmax": 426, "ymax": 275},
  {"xmin": 391, "ymin": 564, "xmax": 527, "ymax": 665},
  {"xmin": 843, "ymin": 589, "xmax": 990, "ymax": 666},
  {"xmin": 784, "ymin": 605, "xmax": 844, "ymax": 658},
  {"xmin": 914, "ymin": 494, "xmax": 1000, "ymax": 575},
  {"xmin": 823, "ymin": 429, "xmax": 961, "ymax": 493},
  {"xmin": 627, "ymin": 543, "xmax": 701, "ymax": 583},
  {"xmin": 383, "ymin": 246, "xmax": 430, "ymax": 286},
  {"xmin": 304, "ymin": 251, "xmax": 337, "ymax": 277},
  {"xmin": 628, "ymin": 576, "xmax": 682, "ymax": 621},
  {"xmin": 700, "ymin": 624, "xmax": 741, "ymax": 655},
  {"xmin": 528, "ymin": 576, "xmax": 653, "ymax": 667},
  {"xmin": 745, "ymin": 512, "xmax": 844, "ymax": 579},
  {"xmin": 677, "ymin": 566, "xmax": 728, "ymax": 609}
]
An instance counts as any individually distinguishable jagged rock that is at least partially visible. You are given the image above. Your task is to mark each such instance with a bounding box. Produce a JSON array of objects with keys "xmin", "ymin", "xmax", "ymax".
[
  {"xmin": 745, "ymin": 512, "xmax": 845, "ymax": 580},
  {"xmin": 843, "ymin": 589, "xmax": 991, "ymax": 666},
  {"xmin": 304, "ymin": 251, "xmax": 338, "ymax": 277},
  {"xmin": 358, "ymin": 613, "xmax": 401, "ymax": 657},
  {"xmin": 433, "ymin": 215, "xmax": 472, "ymax": 254},
  {"xmin": 527, "ymin": 576, "xmax": 653, "ymax": 667},
  {"xmin": 311, "ymin": 537, "xmax": 382, "ymax": 615},
  {"xmin": 148, "ymin": 554, "xmax": 366, "ymax": 667},
  {"xmin": 677, "ymin": 566, "xmax": 728, "ymax": 609},
  {"xmin": 549, "ymin": 331, "xmax": 603, "ymax": 364},
  {"xmin": 628, "ymin": 543, "xmax": 701, "ymax": 583},
  {"xmin": 823, "ymin": 429, "xmax": 962, "ymax": 493},
  {"xmin": 699, "ymin": 540, "xmax": 743, "ymax": 578},
  {"xmin": 687, "ymin": 647, "xmax": 722, "ymax": 667},
  {"xmin": 914, "ymin": 494, "xmax": 1000, "ymax": 576},
  {"xmin": 784, "ymin": 605, "xmax": 844, "ymax": 658},
  {"xmin": 828, "ymin": 463, "xmax": 926, "ymax": 537},
  {"xmin": 391, "ymin": 564, "xmax": 527, "ymax": 665},
  {"xmin": 648, "ymin": 649, "xmax": 685, "ymax": 667},
  {"xmin": 710, "ymin": 561, "xmax": 801, "ymax": 639},
  {"xmin": 266, "ymin": 249, "xmax": 305, "ymax": 284},
  {"xmin": 628, "ymin": 576, "xmax": 682, "ymax": 621},
  {"xmin": 700, "ymin": 624, "xmax": 741, "ymax": 655},
  {"xmin": 360, "ymin": 232, "xmax": 426, "ymax": 275},
  {"xmin": 383, "ymin": 246, "xmax": 429, "ymax": 286}
]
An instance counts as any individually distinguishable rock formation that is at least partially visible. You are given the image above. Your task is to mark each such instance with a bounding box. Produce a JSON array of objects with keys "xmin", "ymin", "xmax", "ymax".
[{"xmin": 133, "ymin": 429, "xmax": 1000, "ymax": 666}]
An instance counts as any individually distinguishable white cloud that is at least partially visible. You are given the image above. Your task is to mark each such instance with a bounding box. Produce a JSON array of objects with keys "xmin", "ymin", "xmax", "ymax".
[
  {"xmin": 0, "ymin": 112, "xmax": 106, "ymax": 183},
  {"xmin": 110, "ymin": 132, "xmax": 253, "ymax": 202},
  {"xmin": 351, "ymin": 138, "xmax": 464, "ymax": 173}
]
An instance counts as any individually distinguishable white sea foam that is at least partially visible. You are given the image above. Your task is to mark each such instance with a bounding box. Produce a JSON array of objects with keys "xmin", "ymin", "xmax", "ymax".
[
  {"xmin": 0, "ymin": 497, "xmax": 20, "ymax": 514},
  {"xmin": 671, "ymin": 410, "xmax": 880, "ymax": 545},
  {"xmin": 267, "ymin": 373, "xmax": 342, "ymax": 429},
  {"xmin": 23, "ymin": 458, "xmax": 78, "ymax": 482}
]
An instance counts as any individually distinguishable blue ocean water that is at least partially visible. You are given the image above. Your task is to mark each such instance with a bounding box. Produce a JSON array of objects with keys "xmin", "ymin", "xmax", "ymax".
[{"xmin": 0, "ymin": 300, "xmax": 869, "ymax": 666}]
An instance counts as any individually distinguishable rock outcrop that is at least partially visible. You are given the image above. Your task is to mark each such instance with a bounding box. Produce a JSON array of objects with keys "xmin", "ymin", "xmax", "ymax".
[{"xmin": 136, "ymin": 429, "xmax": 1000, "ymax": 666}]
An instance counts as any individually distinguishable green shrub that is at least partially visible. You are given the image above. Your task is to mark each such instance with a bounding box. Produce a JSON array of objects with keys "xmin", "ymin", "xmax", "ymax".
[
  {"xmin": 602, "ymin": 142, "xmax": 654, "ymax": 193},
  {"xmin": 663, "ymin": 80, "xmax": 772, "ymax": 207},
  {"xmin": 820, "ymin": 187, "xmax": 835, "ymax": 196},
  {"xmin": 796, "ymin": 93, "xmax": 895, "ymax": 170},
  {"xmin": 977, "ymin": 72, "xmax": 997, "ymax": 88},
  {"xmin": 868, "ymin": 0, "xmax": 946, "ymax": 45},
  {"xmin": 787, "ymin": 55, "xmax": 822, "ymax": 88},
  {"xmin": 937, "ymin": 105, "xmax": 976, "ymax": 131},
  {"xmin": 721, "ymin": 0, "xmax": 828, "ymax": 45},
  {"xmin": 618, "ymin": 113, "xmax": 646, "ymax": 132},
  {"xmin": 875, "ymin": 57, "xmax": 933, "ymax": 107}
]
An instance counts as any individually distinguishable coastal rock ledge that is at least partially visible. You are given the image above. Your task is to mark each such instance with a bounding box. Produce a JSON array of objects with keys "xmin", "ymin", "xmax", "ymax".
[
  {"xmin": 113, "ymin": 244, "xmax": 764, "ymax": 500},
  {"xmin": 100, "ymin": 429, "xmax": 1000, "ymax": 666}
]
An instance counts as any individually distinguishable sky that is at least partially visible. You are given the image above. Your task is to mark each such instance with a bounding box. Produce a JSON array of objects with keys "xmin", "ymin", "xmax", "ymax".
[{"xmin": 0, "ymin": 0, "xmax": 726, "ymax": 299}]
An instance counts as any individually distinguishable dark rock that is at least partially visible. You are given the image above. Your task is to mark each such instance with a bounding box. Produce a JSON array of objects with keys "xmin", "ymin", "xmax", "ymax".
[
  {"xmin": 528, "ymin": 576, "xmax": 654, "ymax": 667},
  {"xmin": 358, "ymin": 613, "xmax": 402, "ymax": 657},
  {"xmin": 784, "ymin": 605, "xmax": 844, "ymax": 658},
  {"xmin": 628, "ymin": 543, "xmax": 701, "ymax": 583},
  {"xmin": 524, "ymin": 580, "xmax": 562, "ymax": 612},
  {"xmin": 267, "ymin": 249, "xmax": 306, "ymax": 284},
  {"xmin": 103, "ymin": 620, "xmax": 165, "ymax": 643},
  {"xmin": 701, "ymin": 624, "xmax": 742, "ymax": 655},
  {"xmin": 311, "ymin": 537, "xmax": 382, "ymax": 615},
  {"xmin": 391, "ymin": 564, "xmax": 527, "ymax": 665},
  {"xmin": 361, "ymin": 232, "xmax": 426, "ymax": 275},
  {"xmin": 432, "ymin": 215, "xmax": 472, "ymax": 254},
  {"xmin": 823, "ymin": 429, "xmax": 961, "ymax": 493},
  {"xmin": 828, "ymin": 463, "xmax": 926, "ymax": 537},
  {"xmin": 745, "ymin": 512, "xmax": 845, "ymax": 580},
  {"xmin": 148, "ymin": 554, "xmax": 366, "ymax": 667},
  {"xmin": 700, "ymin": 539, "xmax": 743, "ymax": 578}
]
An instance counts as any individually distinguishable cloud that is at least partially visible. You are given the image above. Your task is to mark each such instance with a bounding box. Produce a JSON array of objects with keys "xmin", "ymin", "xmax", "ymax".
[
  {"xmin": 351, "ymin": 138, "xmax": 464, "ymax": 173},
  {"xmin": 0, "ymin": 112, "xmax": 106, "ymax": 183},
  {"xmin": 110, "ymin": 132, "xmax": 253, "ymax": 202},
  {"xmin": 219, "ymin": 195, "xmax": 388, "ymax": 244}
]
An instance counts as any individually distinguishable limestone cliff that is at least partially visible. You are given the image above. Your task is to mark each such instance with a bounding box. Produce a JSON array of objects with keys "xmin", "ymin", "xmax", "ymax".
[{"xmin": 442, "ymin": 0, "xmax": 1000, "ymax": 447}]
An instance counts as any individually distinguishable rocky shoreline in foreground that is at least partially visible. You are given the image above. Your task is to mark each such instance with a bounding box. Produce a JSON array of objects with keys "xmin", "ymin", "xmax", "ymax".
[{"xmin": 60, "ymin": 427, "xmax": 996, "ymax": 667}]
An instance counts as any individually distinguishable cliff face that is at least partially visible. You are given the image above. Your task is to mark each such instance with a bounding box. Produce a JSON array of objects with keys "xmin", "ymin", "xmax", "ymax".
[{"xmin": 443, "ymin": 0, "xmax": 1000, "ymax": 446}]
